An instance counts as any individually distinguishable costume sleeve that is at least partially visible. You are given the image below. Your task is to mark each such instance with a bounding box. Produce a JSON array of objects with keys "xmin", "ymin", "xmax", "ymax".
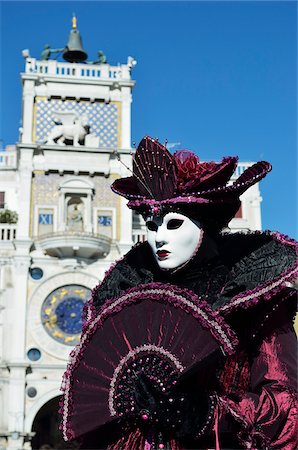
[{"xmin": 221, "ymin": 322, "xmax": 297, "ymax": 450}]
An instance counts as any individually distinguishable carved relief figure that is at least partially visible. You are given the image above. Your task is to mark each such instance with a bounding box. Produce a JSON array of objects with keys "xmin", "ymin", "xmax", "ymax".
[
  {"xmin": 67, "ymin": 199, "xmax": 84, "ymax": 231},
  {"xmin": 45, "ymin": 112, "xmax": 90, "ymax": 146}
]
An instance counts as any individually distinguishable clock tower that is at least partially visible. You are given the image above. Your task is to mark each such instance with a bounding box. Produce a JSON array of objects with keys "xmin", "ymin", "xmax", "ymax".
[{"xmin": 0, "ymin": 18, "xmax": 138, "ymax": 449}]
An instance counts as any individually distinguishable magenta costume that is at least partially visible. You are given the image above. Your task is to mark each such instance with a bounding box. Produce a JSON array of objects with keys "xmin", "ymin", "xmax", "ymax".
[{"xmin": 60, "ymin": 137, "xmax": 297, "ymax": 450}]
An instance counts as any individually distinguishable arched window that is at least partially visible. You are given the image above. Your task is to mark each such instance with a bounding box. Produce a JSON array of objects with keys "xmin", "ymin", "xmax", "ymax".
[{"xmin": 58, "ymin": 178, "xmax": 95, "ymax": 233}]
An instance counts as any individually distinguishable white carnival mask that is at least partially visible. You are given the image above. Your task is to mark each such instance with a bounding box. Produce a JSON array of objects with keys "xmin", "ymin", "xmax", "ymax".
[{"xmin": 146, "ymin": 212, "xmax": 203, "ymax": 271}]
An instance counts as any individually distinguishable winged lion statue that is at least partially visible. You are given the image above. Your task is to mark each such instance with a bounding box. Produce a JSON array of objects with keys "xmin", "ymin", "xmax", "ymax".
[{"xmin": 45, "ymin": 111, "xmax": 90, "ymax": 146}]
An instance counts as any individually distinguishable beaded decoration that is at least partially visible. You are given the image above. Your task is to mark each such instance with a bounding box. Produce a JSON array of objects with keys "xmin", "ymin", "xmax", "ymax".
[{"xmin": 109, "ymin": 344, "xmax": 184, "ymax": 416}]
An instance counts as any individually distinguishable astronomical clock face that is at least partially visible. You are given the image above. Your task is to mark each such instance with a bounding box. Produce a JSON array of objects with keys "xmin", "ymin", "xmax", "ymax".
[{"xmin": 41, "ymin": 285, "xmax": 91, "ymax": 346}]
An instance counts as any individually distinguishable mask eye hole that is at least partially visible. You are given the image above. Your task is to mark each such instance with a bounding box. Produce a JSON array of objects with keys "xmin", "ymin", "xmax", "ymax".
[
  {"xmin": 146, "ymin": 221, "xmax": 158, "ymax": 232},
  {"xmin": 167, "ymin": 219, "xmax": 184, "ymax": 230}
]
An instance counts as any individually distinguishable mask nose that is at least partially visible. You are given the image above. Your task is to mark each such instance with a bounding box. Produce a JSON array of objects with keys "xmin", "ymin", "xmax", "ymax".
[{"xmin": 155, "ymin": 224, "xmax": 168, "ymax": 248}]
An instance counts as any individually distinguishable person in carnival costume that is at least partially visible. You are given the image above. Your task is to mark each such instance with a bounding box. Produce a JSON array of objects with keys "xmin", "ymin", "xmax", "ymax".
[{"xmin": 60, "ymin": 136, "xmax": 297, "ymax": 450}]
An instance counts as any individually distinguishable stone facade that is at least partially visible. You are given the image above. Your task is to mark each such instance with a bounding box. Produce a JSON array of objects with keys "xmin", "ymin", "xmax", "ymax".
[{"xmin": 0, "ymin": 33, "xmax": 136, "ymax": 449}]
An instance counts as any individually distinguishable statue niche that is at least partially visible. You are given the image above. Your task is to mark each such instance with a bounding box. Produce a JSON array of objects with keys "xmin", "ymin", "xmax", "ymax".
[
  {"xmin": 66, "ymin": 197, "xmax": 84, "ymax": 232},
  {"xmin": 45, "ymin": 111, "xmax": 91, "ymax": 146}
]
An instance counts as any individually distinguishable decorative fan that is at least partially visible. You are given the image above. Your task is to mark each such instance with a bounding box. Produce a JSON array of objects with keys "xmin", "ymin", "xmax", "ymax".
[{"xmin": 60, "ymin": 283, "xmax": 238, "ymax": 441}]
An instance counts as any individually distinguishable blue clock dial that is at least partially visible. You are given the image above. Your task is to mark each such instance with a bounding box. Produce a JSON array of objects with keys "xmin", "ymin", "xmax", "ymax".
[
  {"xmin": 56, "ymin": 297, "xmax": 84, "ymax": 334},
  {"xmin": 41, "ymin": 284, "xmax": 91, "ymax": 346}
]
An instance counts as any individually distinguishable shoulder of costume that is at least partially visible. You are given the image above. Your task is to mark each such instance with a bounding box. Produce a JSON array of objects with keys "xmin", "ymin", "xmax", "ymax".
[
  {"xmin": 214, "ymin": 230, "xmax": 297, "ymax": 314},
  {"xmin": 83, "ymin": 242, "xmax": 156, "ymax": 320}
]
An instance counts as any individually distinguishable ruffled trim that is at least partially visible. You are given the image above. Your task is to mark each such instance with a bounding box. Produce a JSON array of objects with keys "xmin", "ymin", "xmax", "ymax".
[
  {"xmin": 218, "ymin": 231, "xmax": 298, "ymax": 314},
  {"xmin": 60, "ymin": 283, "xmax": 238, "ymax": 441},
  {"xmin": 82, "ymin": 298, "xmax": 96, "ymax": 327},
  {"xmin": 86, "ymin": 230, "xmax": 297, "ymax": 321},
  {"xmin": 82, "ymin": 241, "xmax": 145, "ymax": 327}
]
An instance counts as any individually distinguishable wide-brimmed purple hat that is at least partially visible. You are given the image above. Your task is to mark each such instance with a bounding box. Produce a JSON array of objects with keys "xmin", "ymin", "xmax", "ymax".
[{"xmin": 112, "ymin": 136, "xmax": 271, "ymax": 230}]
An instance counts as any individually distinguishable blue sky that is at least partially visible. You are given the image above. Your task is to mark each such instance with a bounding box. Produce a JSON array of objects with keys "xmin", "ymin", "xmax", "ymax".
[{"xmin": 0, "ymin": 1, "xmax": 297, "ymax": 237}]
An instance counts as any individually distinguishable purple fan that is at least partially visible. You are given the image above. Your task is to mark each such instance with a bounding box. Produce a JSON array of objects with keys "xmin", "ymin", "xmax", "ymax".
[{"xmin": 61, "ymin": 283, "xmax": 237, "ymax": 441}]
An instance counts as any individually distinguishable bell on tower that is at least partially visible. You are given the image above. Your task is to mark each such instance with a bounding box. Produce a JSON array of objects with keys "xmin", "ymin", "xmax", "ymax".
[{"xmin": 63, "ymin": 15, "xmax": 88, "ymax": 63}]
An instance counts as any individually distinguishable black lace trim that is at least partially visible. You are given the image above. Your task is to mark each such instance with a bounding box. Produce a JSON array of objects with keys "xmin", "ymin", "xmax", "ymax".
[
  {"xmin": 92, "ymin": 231, "xmax": 297, "ymax": 317},
  {"xmin": 92, "ymin": 242, "xmax": 230, "ymax": 312},
  {"xmin": 213, "ymin": 232, "xmax": 296, "ymax": 310}
]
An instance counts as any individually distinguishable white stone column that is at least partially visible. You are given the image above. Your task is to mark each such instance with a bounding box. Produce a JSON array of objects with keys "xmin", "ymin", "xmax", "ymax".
[
  {"xmin": 7, "ymin": 366, "xmax": 26, "ymax": 450},
  {"xmin": 10, "ymin": 246, "xmax": 31, "ymax": 361},
  {"xmin": 47, "ymin": 60, "xmax": 57, "ymax": 76},
  {"xmin": 22, "ymin": 80, "xmax": 35, "ymax": 144},
  {"xmin": 6, "ymin": 243, "xmax": 31, "ymax": 450},
  {"xmin": 0, "ymin": 303, "xmax": 4, "ymax": 363},
  {"xmin": 244, "ymin": 185, "xmax": 262, "ymax": 231},
  {"xmin": 58, "ymin": 190, "xmax": 66, "ymax": 232},
  {"xmin": 7, "ymin": 436, "xmax": 25, "ymax": 450},
  {"xmin": 85, "ymin": 194, "xmax": 92, "ymax": 233},
  {"xmin": 250, "ymin": 195, "xmax": 262, "ymax": 230},
  {"xmin": 121, "ymin": 87, "xmax": 132, "ymax": 149},
  {"xmin": 100, "ymin": 64, "xmax": 109, "ymax": 78},
  {"xmin": 17, "ymin": 148, "xmax": 34, "ymax": 240}
]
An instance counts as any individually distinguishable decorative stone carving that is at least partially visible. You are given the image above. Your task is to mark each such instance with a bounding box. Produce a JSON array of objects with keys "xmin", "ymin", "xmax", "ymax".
[
  {"xmin": 67, "ymin": 198, "xmax": 84, "ymax": 231},
  {"xmin": 44, "ymin": 111, "xmax": 90, "ymax": 146}
]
